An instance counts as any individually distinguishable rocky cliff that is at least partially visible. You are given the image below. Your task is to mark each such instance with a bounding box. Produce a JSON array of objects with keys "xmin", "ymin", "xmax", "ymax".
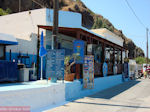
[{"xmin": 0, "ymin": 0, "xmax": 145, "ymax": 58}]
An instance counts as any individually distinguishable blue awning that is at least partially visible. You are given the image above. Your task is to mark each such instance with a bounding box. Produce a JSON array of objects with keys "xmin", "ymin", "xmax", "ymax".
[{"xmin": 0, "ymin": 33, "xmax": 18, "ymax": 45}]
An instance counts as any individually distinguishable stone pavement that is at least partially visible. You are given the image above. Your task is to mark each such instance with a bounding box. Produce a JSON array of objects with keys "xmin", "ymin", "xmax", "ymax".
[{"xmin": 45, "ymin": 78, "xmax": 150, "ymax": 112}]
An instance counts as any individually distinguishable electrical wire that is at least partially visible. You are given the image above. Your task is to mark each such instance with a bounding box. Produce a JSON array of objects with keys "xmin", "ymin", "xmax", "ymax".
[
  {"xmin": 125, "ymin": 0, "xmax": 146, "ymax": 29},
  {"xmin": 32, "ymin": 0, "xmax": 45, "ymax": 8}
]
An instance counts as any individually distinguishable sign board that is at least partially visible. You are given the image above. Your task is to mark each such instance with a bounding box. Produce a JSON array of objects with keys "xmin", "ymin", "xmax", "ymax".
[
  {"xmin": 83, "ymin": 55, "xmax": 94, "ymax": 89},
  {"xmin": 73, "ymin": 40, "xmax": 84, "ymax": 64},
  {"xmin": 46, "ymin": 49, "xmax": 65, "ymax": 79}
]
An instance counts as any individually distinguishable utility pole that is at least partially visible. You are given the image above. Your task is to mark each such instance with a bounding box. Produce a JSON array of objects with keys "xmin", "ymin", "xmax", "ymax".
[
  {"xmin": 19, "ymin": 0, "xmax": 21, "ymax": 12},
  {"xmin": 52, "ymin": 0, "xmax": 59, "ymax": 49},
  {"xmin": 147, "ymin": 28, "xmax": 149, "ymax": 65}
]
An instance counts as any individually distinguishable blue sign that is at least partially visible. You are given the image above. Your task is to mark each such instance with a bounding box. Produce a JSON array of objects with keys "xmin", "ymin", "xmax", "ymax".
[
  {"xmin": 73, "ymin": 40, "xmax": 84, "ymax": 64},
  {"xmin": 39, "ymin": 31, "xmax": 47, "ymax": 57},
  {"xmin": 46, "ymin": 49, "xmax": 65, "ymax": 79},
  {"xmin": 103, "ymin": 62, "xmax": 108, "ymax": 77}
]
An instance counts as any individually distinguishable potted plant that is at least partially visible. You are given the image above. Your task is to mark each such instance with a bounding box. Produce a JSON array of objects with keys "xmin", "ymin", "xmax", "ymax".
[{"xmin": 64, "ymin": 53, "xmax": 80, "ymax": 81}]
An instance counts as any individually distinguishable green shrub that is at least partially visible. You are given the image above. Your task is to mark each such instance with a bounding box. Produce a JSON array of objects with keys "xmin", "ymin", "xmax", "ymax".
[
  {"xmin": 92, "ymin": 17, "xmax": 103, "ymax": 29},
  {"xmin": 5, "ymin": 8, "xmax": 12, "ymax": 14},
  {"xmin": 135, "ymin": 57, "xmax": 146, "ymax": 64},
  {"xmin": 0, "ymin": 8, "xmax": 11, "ymax": 16}
]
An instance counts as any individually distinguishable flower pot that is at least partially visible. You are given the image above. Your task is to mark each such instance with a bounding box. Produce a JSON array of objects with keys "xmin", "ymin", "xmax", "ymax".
[{"xmin": 64, "ymin": 73, "xmax": 75, "ymax": 81}]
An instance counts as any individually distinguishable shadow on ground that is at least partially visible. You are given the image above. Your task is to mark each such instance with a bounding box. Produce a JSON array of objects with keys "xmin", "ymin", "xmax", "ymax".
[
  {"xmin": 70, "ymin": 80, "xmax": 149, "ymax": 110},
  {"xmin": 88, "ymin": 80, "xmax": 140, "ymax": 99}
]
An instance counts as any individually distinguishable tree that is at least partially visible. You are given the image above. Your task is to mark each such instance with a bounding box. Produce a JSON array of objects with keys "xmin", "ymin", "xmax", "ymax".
[{"xmin": 135, "ymin": 57, "xmax": 146, "ymax": 64}]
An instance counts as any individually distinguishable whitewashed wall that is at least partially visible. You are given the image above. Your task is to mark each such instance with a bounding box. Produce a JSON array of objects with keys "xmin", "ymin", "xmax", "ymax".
[
  {"xmin": 0, "ymin": 8, "xmax": 123, "ymax": 56},
  {"xmin": 0, "ymin": 83, "xmax": 65, "ymax": 111},
  {"xmin": 0, "ymin": 8, "xmax": 82, "ymax": 55},
  {"xmin": 0, "ymin": 8, "xmax": 47, "ymax": 54},
  {"xmin": 91, "ymin": 28, "xmax": 124, "ymax": 47}
]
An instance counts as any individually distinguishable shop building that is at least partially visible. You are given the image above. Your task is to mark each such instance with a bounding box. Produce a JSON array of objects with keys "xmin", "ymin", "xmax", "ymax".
[
  {"xmin": 0, "ymin": 8, "xmax": 128, "ymax": 79},
  {"xmin": 0, "ymin": 8, "xmax": 129, "ymax": 110}
]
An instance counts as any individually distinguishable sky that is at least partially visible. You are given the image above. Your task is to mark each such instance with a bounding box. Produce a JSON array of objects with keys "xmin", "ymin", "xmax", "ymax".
[{"xmin": 81, "ymin": 0, "xmax": 150, "ymax": 57}]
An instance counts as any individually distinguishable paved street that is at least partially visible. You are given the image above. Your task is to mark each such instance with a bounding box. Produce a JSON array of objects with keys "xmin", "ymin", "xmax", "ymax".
[{"xmin": 46, "ymin": 78, "xmax": 150, "ymax": 112}]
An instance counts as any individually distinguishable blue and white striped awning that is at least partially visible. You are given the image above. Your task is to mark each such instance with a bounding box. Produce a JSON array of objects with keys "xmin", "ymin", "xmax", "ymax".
[{"xmin": 0, "ymin": 33, "xmax": 18, "ymax": 45}]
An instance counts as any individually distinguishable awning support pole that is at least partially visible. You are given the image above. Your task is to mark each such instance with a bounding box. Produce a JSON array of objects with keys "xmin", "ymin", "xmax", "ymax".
[{"xmin": 40, "ymin": 56, "xmax": 43, "ymax": 80}]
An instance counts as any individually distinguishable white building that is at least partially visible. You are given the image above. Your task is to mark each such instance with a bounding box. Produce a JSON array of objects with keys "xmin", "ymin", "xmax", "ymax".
[
  {"xmin": 0, "ymin": 8, "xmax": 82, "ymax": 68},
  {"xmin": 0, "ymin": 8, "xmax": 127, "ymax": 78}
]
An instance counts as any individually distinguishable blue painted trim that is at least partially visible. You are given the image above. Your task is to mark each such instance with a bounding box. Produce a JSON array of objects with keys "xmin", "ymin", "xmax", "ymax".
[
  {"xmin": 0, "ymin": 40, "xmax": 18, "ymax": 45},
  {"xmin": 5, "ymin": 52, "xmax": 37, "ymax": 68},
  {"xmin": 5, "ymin": 52, "xmax": 47, "ymax": 79}
]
